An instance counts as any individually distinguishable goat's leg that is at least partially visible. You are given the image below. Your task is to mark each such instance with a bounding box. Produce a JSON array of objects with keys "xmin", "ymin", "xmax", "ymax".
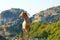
[
  {"xmin": 23, "ymin": 30, "xmax": 25, "ymax": 38},
  {"xmin": 25, "ymin": 30, "xmax": 29, "ymax": 38}
]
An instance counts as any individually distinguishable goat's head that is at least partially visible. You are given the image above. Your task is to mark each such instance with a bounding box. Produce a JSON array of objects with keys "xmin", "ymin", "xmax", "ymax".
[{"xmin": 19, "ymin": 11, "xmax": 30, "ymax": 19}]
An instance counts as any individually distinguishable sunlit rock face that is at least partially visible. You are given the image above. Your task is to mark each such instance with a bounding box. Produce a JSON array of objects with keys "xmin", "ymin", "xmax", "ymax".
[{"xmin": 32, "ymin": 6, "xmax": 60, "ymax": 23}]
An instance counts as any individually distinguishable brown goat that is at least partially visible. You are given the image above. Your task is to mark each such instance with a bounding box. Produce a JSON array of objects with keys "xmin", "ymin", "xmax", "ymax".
[{"xmin": 19, "ymin": 11, "xmax": 30, "ymax": 38}]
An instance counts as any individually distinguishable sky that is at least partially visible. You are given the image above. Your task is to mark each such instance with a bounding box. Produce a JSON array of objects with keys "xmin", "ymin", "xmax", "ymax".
[{"xmin": 0, "ymin": 0, "xmax": 60, "ymax": 17}]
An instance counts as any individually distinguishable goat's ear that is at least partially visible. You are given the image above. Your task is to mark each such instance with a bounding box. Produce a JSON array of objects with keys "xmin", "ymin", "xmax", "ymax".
[{"xmin": 27, "ymin": 13, "xmax": 30, "ymax": 16}]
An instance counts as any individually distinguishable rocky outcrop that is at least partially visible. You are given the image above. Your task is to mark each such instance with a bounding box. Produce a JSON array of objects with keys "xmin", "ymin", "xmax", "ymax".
[{"xmin": 33, "ymin": 13, "xmax": 42, "ymax": 22}]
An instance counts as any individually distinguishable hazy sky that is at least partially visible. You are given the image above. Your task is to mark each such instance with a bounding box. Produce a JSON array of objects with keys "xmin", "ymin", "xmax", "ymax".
[{"xmin": 0, "ymin": 0, "xmax": 60, "ymax": 16}]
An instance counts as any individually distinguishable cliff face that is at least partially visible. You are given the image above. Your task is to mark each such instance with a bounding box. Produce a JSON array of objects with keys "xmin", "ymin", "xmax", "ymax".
[{"xmin": 32, "ymin": 6, "xmax": 60, "ymax": 23}]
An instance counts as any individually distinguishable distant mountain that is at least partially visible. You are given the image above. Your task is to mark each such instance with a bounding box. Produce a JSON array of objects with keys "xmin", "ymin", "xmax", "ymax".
[
  {"xmin": 0, "ymin": 8, "xmax": 24, "ymax": 25},
  {"xmin": 32, "ymin": 5, "xmax": 60, "ymax": 23}
]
